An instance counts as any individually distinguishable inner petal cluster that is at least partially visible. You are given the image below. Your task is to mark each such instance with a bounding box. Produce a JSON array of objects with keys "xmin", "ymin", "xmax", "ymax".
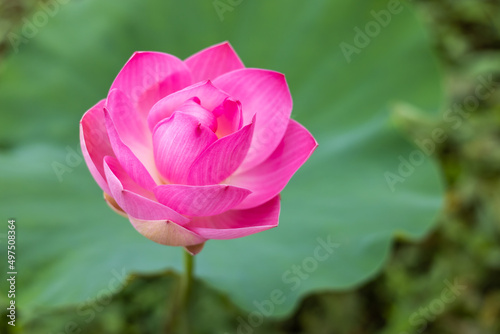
[{"xmin": 149, "ymin": 81, "xmax": 244, "ymax": 185}]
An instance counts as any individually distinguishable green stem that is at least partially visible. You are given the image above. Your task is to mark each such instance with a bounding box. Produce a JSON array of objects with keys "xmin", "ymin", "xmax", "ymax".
[
  {"xmin": 165, "ymin": 250, "xmax": 195, "ymax": 333},
  {"xmin": 181, "ymin": 250, "xmax": 194, "ymax": 307}
]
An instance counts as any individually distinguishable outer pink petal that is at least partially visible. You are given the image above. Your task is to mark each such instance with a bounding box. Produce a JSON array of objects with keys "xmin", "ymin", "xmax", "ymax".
[
  {"xmin": 147, "ymin": 80, "xmax": 230, "ymax": 132},
  {"xmin": 213, "ymin": 69, "xmax": 293, "ymax": 171},
  {"xmin": 185, "ymin": 41, "xmax": 245, "ymax": 83},
  {"xmin": 80, "ymin": 99, "xmax": 114, "ymax": 194},
  {"xmin": 187, "ymin": 116, "xmax": 255, "ymax": 185},
  {"xmin": 104, "ymin": 109, "xmax": 159, "ymax": 191},
  {"xmin": 229, "ymin": 120, "xmax": 318, "ymax": 210},
  {"xmin": 187, "ymin": 195, "xmax": 281, "ymax": 240},
  {"xmin": 153, "ymin": 112, "xmax": 217, "ymax": 184},
  {"xmin": 110, "ymin": 51, "xmax": 192, "ymax": 118},
  {"xmin": 154, "ymin": 184, "xmax": 251, "ymax": 216},
  {"xmin": 129, "ymin": 217, "xmax": 207, "ymax": 247},
  {"xmin": 105, "ymin": 89, "xmax": 151, "ymax": 149},
  {"xmin": 103, "ymin": 156, "xmax": 189, "ymax": 223}
]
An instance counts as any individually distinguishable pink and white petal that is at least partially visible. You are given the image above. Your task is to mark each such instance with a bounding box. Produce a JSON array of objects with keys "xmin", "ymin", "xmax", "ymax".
[
  {"xmin": 153, "ymin": 112, "xmax": 217, "ymax": 184},
  {"xmin": 104, "ymin": 156, "xmax": 189, "ymax": 224},
  {"xmin": 154, "ymin": 184, "xmax": 251, "ymax": 216},
  {"xmin": 104, "ymin": 110, "xmax": 159, "ymax": 191},
  {"xmin": 213, "ymin": 69, "xmax": 293, "ymax": 171},
  {"xmin": 213, "ymin": 98, "xmax": 243, "ymax": 138},
  {"xmin": 110, "ymin": 52, "xmax": 192, "ymax": 118},
  {"xmin": 103, "ymin": 155, "xmax": 152, "ymax": 198},
  {"xmin": 129, "ymin": 217, "xmax": 207, "ymax": 247},
  {"xmin": 105, "ymin": 89, "xmax": 151, "ymax": 148},
  {"xmin": 147, "ymin": 81, "xmax": 229, "ymax": 131},
  {"xmin": 187, "ymin": 195, "xmax": 281, "ymax": 240},
  {"xmin": 229, "ymin": 120, "xmax": 317, "ymax": 210},
  {"xmin": 104, "ymin": 193, "xmax": 128, "ymax": 218},
  {"xmin": 175, "ymin": 98, "xmax": 217, "ymax": 132},
  {"xmin": 185, "ymin": 41, "xmax": 245, "ymax": 82},
  {"xmin": 80, "ymin": 99, "xmax": 114, "ymax": 194},
  {"xmin": 187, "ymin": 117, "xmax": 255, "ymax": 185}
]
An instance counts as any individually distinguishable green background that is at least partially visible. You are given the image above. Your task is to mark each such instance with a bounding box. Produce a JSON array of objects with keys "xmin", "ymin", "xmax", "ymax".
[{"xmin": 0, "ymin": 0, "xmax": 498, "ymax": 333}]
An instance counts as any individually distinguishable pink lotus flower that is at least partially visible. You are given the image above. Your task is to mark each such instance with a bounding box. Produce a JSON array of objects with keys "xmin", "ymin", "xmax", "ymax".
[{"xmin": 80, "ymin": 42, "xmax": 317, "ymax": 254}]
